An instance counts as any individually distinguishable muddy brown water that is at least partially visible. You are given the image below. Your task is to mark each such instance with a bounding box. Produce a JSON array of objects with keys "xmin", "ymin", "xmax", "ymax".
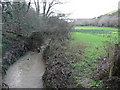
[{"xmin": 3, "ymin": 52, "xmax": 45, "ymax": 88}]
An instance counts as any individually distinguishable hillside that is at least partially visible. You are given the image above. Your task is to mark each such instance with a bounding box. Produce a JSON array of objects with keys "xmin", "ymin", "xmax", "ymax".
[{"xmin": 73, "ymin": 10, "xmax": 119, "ymax": 27}]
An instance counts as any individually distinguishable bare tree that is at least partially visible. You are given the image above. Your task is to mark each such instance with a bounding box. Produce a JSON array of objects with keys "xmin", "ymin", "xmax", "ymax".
[
  {"xmin": 33, "ymin": 0, "xmax": 63, "ymax": 17},
  {"xmin": 34, "ymin": 0, "xmax": 40, "ymax": 15}
]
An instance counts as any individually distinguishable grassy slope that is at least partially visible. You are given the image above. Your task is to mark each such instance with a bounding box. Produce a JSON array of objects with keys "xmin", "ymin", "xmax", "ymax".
[
  {"xmin": 71, "ymin": 32, "xmax": 108, "ymax": 58},
  {"xmin": 70, "ymin": 26, "xmax": 118, "ymax": 88}
]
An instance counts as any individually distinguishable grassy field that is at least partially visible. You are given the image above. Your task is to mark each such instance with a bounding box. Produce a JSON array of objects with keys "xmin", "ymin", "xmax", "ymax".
[
  {"xmin": 74, "ymin": 26, "xmax": 119, "ymax": 30},
  {"xmin": 70, "ymin": 26, "xmax": 119, "ymax": 88}
]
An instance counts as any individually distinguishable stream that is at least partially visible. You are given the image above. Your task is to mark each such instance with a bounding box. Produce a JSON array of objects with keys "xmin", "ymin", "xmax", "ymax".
[{"xmin": 3, "ymin": 52, "xmax": 45, "ymax": 88}]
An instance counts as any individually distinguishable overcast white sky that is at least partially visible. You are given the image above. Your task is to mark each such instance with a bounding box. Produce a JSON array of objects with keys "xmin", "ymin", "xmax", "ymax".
[
  {"xmin": 53, "ymin": 0, "xmax": 120, "ymax": 19},
  {"xmin": 24, "ymin": 0, "xmax": 120, "ymax": 19}
]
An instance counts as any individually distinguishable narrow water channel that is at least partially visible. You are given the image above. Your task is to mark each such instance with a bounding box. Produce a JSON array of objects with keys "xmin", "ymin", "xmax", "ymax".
[{"xmin": 3, "ymin": 52, "xmax": 45, "ymax": 88}]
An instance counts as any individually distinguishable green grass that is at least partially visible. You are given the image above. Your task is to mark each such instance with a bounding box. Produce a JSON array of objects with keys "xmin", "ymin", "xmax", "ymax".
[
  {"xmin": 70, "ymin": 32, "xmax": 108, "ymax": 87},
  {"xmin": 71, "ymin": 32, "xmax": 108, "ymax": 46},
  {"xmin": 71, "ymin": 32, "xmax": 108, "ymax": 69},
  {"xmin": 69, "ymin": 26, "xmax": 119, "ymax": 88},
  {"xmin": 74, "ymin": 26, "xmax": 119, "ymax": 31}
]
